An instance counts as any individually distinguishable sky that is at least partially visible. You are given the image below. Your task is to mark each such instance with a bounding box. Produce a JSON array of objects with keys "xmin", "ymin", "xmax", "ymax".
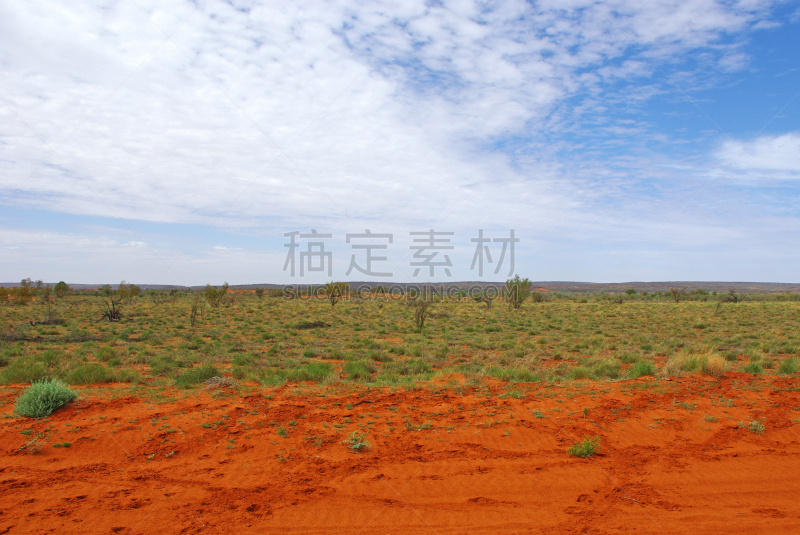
[{"xmin": 1, "ymin": 0, "xmax": 799, "ymax": 286}]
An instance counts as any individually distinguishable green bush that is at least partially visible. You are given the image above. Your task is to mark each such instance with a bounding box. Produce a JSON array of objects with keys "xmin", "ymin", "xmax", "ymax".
[
  {"xmin": 14, "ymin": 379, "xmax": 78, "ymax": 418},
  {"xmin": 567, "ymin": 436, "xmax": 601, "ymax": 458},
  {"xmin": 66, "ymin": 364, "xmax": 112, "ymax": 385},
  {"xmin": 628, "ymin": 361, "xmax": 656, "ymax": 378},
  {"xmin": 175, "ymin": 363, "xmax": 219, "ymax": 388}
]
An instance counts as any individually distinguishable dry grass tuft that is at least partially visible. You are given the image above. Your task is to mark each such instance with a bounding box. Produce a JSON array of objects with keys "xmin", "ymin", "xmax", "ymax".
[
  {"xmin": 701, "ymin": 354, "xmax": 727, "ymax": 379},
  {"xmin": 203, "ymin": 376, "xmax": 238, "ymax": 390}
]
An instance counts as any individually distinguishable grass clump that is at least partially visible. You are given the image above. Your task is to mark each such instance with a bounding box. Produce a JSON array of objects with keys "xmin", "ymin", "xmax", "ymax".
[
  {"xmin": 286, "ymin": 362, "xmax": 332, "ymax": 383},
  {"xmin": 0, "ymin": 357, "xmax": 47, "ymax": 384},
  {"xmin": 742, "ymin": 361, "xmax": 763, "ymax": 375},
  {"xmin": 344, "ymin": 360, "xmax": 375, "ymax": 381},
  {"xmin": 738, "ymin": 420, "xmax": 765, "ymax": 435},
  {"xmin": 66, "ymin": 364, "xmax": 112, "ymax": 385},
  {"xmin": 701, "ymin": 354, "xmax": 727, "ymax": 379},
  {"xmin": 175, "ymin": 363, "xmax": 219, "ymax": 388},
  {"xmin": 628, "ymin": 361, "xmax": 656, "ymax": 378},
  {"xmin": 342, "ymin": 431, "xmax": 371, "ymax": 452},
  {"xmin": 778, "ymin": 357, "xmax": 800, "ymax": 375},
  {"xmin": 567, "ymin": 436, "xmax": 601, "ymax": 458},
  {"xmin": 14, "ymin": 379, "xmax": 78, "ymax": 418}
]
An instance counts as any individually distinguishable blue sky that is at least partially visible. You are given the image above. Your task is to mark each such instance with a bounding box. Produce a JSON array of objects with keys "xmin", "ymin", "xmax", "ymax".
[{"xmin": 1, "ymin": 0, "xmax": 799, "ymax": 285}]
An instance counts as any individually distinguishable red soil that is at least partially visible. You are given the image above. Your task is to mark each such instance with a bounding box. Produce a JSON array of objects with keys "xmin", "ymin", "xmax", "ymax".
[{"xmin": 2, "ymin": 374, "xmax": 800, "ymax": 534}]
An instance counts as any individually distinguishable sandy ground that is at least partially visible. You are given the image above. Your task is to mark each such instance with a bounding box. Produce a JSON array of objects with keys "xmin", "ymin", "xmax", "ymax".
[{"xmin": 2, "ymin": 374, "xmax": 800, "ymax": 534}]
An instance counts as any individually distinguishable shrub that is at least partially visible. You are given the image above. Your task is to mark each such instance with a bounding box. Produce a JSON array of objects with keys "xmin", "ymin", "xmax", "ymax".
[
  {"xmin": 778, "ymin": 357, "xmax": 800, "ymax": 375},
  {"xmin": 66, "ymin": 364, "xmax": 112, "ymax": 385},
  {"xmin": 175, "ymin": 363, "xmax": 219, "ymax": 388},
  {"xmin": 505, "ymin": 275, "xmax": 532, "ymax": 309},
  {"xmin": 567, "ymin": 436, "xmax": 601, "ymax": 458},
  {"xmin": 14, "ymin": 379, "xmax": 78, "ymax": 418},
  {"xmin": 628, "ymin": 361, "xmax": 656, "ymax": 378}
]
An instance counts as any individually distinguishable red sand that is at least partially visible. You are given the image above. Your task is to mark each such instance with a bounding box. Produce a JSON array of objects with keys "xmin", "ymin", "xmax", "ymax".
[{"xmin": 2, "ymin": 374, "xmax": 800, "ymax": 534}]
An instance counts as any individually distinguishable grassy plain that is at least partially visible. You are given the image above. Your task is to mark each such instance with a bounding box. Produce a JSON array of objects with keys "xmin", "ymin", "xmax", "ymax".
[{"xmin": 1, "ymin": 290, "xmax": 799, "ymax": 388}]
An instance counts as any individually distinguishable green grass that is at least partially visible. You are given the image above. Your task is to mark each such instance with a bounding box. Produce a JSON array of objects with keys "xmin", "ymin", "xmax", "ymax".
[
  {"xmin": 175, "ymin": 363, "xmax": 219, "ymax": 388},
  {"xmin": 14, "ymin": 379, "xmax": 78, "ymax": 418},
  {"xmin": 742, "ymin": 362, "xmax": 763, "ymax": 375},
  {"xmin": 738, "ymin": 420, "xmax": 765, "ymax": 435},
  {"xmin": 778, "ymin": 357, "xmax": 800, "ymax": 375},
  {"xmin": 628, "ymin": 361, "xmax": 656, "ymax": 378},
  {"xmin": 66, "ymin": 364, "xmax": 112, "ymax": 385},
  {"xmin": 342, "ymin": 431, "xmax": 371, "ymax": 452},
  {"xmin": 567, "ymin": 436, "xmax": 601, "ymax": 458}
]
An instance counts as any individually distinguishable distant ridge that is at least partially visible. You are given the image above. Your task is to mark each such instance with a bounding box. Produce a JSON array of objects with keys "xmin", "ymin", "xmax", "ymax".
[{"xmin": 1, "ymin": 281, "xmax": 797, "ymax": 294}]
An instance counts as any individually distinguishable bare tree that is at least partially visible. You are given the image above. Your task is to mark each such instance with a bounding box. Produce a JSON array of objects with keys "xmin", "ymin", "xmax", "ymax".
[
  {"xmin": 668, "ymin": 287, "xmax": 687, "ymax": 303},
  {"xmin": 413, "ymin": 298, "xmax": 432, "ymax": 332}
]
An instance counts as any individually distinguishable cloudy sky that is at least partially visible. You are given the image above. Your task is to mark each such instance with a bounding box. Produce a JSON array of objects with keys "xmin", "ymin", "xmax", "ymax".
[{"xmin": 1, "ymin": 0, "xmax": 799, "ymax": 285}]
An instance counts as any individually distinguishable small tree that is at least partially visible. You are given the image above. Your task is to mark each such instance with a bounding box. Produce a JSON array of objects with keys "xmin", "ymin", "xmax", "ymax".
[
  {"xmin": 13, "ymin": 279, "xmax": 35, "ymax": 305},
  {"xmin": 505, "ymin": 275, "xmax": 532, "ymax": 310},
  {"xmin": 128, "ymin": 284, "xmax": 142, "ymax": 301},
  {"xmin": 39, "ymin": 284, "xmax": 57, "ymax": 322},
  {"xmin": 255, "ymin": 288, "xmax": 265, "ymax": 299},
  {"xmin": 54, "ymin": 281, "xmax": 70, "ymax": 298},
  {"xmin": 190, "ymin": 293, "xmax": 204, "ymax": 327},
  {"xmin": 474, "ymin": 294, "xmax": 493, "ymax": 309},
  {"xmin": 668, "ymin": 287, "xmax": 687, "ymax": 303},
  {"xmin": 203, "ymin": 282, "xmax": 229, "ymax": 308},
  {"xmin": 324, "ymin": 281, "xmax": 349, "ymax": 307}
]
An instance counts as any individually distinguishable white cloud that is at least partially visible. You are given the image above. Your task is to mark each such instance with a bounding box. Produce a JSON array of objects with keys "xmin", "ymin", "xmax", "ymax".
[{"xmin": 717, "ymin": 133, "xmax": 800, "ymax": 176}]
